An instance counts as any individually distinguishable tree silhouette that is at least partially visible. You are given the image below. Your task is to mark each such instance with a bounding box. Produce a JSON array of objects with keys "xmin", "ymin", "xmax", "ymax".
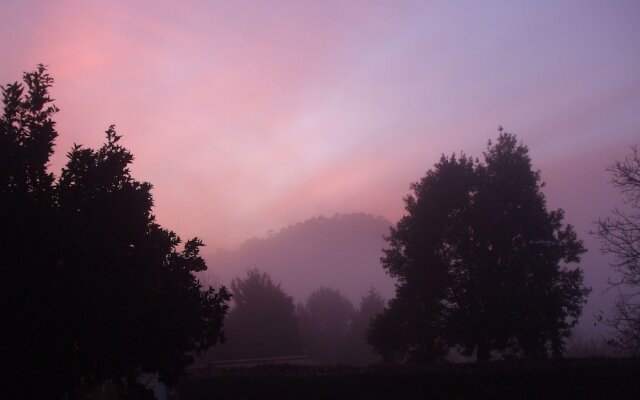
[
  {"xmin": 2, "ymin": 64, "xmax": 66, "ymax": 397},
  {"xmin": 215, "ymin": 269, "xmax": 301, "ymax": 359},
  {"xmin": 369, "ymin": 131, "xmax": 589, "ymax": 363},
  {"xmin": 369, "ymin": 154, "xmax": 477, "ymax": 363},
  {"xmin": 297, "ymin": 287, "xmax": 354, "ymax": 363},
  {"xmin": 2, "ymin": 66, "xmax": 230, "ymax": 398},
  {"xmin": 596, "ymin": 145, "xmax": 640, "ymax": 354}
]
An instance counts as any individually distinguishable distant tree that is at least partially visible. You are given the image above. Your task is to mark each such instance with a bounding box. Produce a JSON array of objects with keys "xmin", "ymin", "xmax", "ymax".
[
  {"xmin": 217, "ymin": 269, "xmax": 301, "ymax": 359},
  {"xmin": 347, "ymin": 288, "xmax": 385, "ymax": 365},
  {"xmin": 2, "ymin": 66, "xmax": 230, "ymax": 398},
  {"xmin": 370, "ymin": 131, "xmax": 590, "ymax": 363},
  {"xmin": 298, "ymin": 287, "xmax": 354, "ymax": 363},
  {"xmin": 596, "ymin": 145, "xmax": 640, "ymax": 354}
]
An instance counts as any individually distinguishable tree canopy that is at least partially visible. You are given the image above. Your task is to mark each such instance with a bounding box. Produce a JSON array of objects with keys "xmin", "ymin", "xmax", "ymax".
[
  {"xmin": 347, "ymin": 288, "xmax": 386, "ymax": 365},
  {"xmin": 369, "ymin": 131, "xmax": 590, "ymax": 363},
  {"xmin": 297, "ymin": 287, "xmax": 355, "ymax": 363},
  {"xmin": 214, "ymin": 269, "xmax": 301, "ymax": 359},
  {"xmin": 2, "ymin": 65, "xmax": 230, "ymax": 398}
]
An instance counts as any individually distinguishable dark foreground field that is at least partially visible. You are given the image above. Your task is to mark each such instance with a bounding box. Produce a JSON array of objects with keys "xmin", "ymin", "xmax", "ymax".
[{"xmin": 170, "ymin": 357, "xmax": 639, "ymax": 400}]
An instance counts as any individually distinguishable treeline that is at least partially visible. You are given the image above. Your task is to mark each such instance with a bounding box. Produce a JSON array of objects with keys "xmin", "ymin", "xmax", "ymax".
[
  {"xmin": 4, "ymin": 66, "xmax": 640, "ymax": 400},
  {"xmin": 201, "ymin": 269, "xmax": 385, "ymax": 366}
]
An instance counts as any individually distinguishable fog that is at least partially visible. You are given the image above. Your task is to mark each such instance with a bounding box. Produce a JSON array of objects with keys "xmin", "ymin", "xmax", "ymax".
[
  {"xmin": 202, "ymin": 213, "xmax": 395, "ymax": 306},
  {"xmin": 202, "ymin": 198, "xmax": 622, "ymax": 344},
  {"xmin": 4, "ymin": 1, "xmax": 640, "ymax": 398}
]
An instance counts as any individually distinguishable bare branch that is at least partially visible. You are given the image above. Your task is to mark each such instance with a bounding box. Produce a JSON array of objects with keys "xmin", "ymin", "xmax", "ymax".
[{"xmin": 597, "ymin": 144, "xmax": 640, "ymax": 353}]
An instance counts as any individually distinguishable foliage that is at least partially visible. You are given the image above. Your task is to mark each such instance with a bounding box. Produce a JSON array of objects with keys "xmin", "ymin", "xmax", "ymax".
[
  {"xmin": 596, "ymin": 145, "xmax": 640, "ymax": 354},
  {"xmin": 347, "ymin": 288, "xmax": 386, "ymax": 365},
  {"xmin": 369, "ymin": 131, "xmax": 590, "ymax": 363},
  {"xmin": 297, "ymin": 287, "xmax": 354, "ymax": 363},
  {"xmin": 1, "ymin": 66, "xmax": 230, "ymax": 398},
  {"xmin": 215, "ymin": 269, "xmax": 301, "ymax": 359}
]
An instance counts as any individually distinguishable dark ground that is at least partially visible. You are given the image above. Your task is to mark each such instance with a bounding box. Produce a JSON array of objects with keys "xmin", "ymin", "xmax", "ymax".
[{"xmin": 169, "ymin": 357, "xmax": 639, "ymax": 400}]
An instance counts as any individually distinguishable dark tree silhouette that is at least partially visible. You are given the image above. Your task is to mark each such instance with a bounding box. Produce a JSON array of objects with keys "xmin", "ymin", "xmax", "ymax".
[
  {"xmin": 2, "ymin": 64, "xmax": 65, "ymax": 396},
  {"xmin": 214, "ymin": 269, "xmax": 301, "ymax": 359},
  {"xmin": 297, "ymin": 287, "xmax": 354, "ymax": 363},
  {"xmin": 369, "ymin": 155, "xmax": 476, "ymax": 363},
  {"xmin": 2, "ymin": 66, "xmax": 230, "ymax": 398},
  {"xmin": 369, "ymin": 131, "xmax": 589, "ymax": 363},
  {"xmin": 596, "ymin": 145, "xmax": 640, "ymax": 354},
  {"xmin": 452, "ymin": 133, "xmax": 589, "ymax": 360}
]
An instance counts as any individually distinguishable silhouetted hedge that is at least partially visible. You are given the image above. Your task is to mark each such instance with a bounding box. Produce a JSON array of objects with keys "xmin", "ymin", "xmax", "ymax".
[{"xmin": 170, "ymin": 358, "xmax": 639, "ymax": 399}]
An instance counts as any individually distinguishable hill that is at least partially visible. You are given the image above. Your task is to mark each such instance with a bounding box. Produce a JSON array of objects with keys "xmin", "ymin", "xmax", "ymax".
[{"xmin": 203, "ymin": 213, "xmax": 395, "ymax": 304}]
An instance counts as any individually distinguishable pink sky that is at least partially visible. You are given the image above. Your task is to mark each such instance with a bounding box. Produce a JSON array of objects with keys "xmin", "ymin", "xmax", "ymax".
[{"xmin": 1, "ymin": 0, "xmax": 639, "ymax": 266}]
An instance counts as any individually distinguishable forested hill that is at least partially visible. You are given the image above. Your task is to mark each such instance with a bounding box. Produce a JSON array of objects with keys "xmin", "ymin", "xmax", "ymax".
[{"xmin": 203, "ymin": 213, "xmax": 395, "ymax": 304}]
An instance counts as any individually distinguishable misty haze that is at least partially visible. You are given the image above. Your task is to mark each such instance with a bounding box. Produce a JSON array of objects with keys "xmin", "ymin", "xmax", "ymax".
[
  {"xmin": 203, "ymin": 213, "xmax": 394, "ymax": 304},
  {"xmin": 3, "ymin": 1, "xmax": 640, "ymax": 399}
]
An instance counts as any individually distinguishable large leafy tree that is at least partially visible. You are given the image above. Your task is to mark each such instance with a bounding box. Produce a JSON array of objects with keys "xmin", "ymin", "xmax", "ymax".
[
  {"xmin": 369, "ymin": 131, "xmax": 589, "ymax": 363},
  {"xmin": 2, "ymin": 66, "xmax": 230, "ymax": 398},
  {"xmin": 369, "ymin": 154, "xmax": 477, "ymax": 363},
  {"xmin": 596, "ymin": 145, "xmax": 640, "ymax": 354},
  {"xmin": 2, "ymin": 64, "xmax": 65, "ymax": 396},
  {"xmin": 452, "ymin": 133, "xmax": 589, "ymax": 360}
]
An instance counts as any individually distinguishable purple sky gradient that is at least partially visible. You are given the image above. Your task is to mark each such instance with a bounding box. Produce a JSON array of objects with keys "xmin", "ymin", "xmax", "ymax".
[{"xmin": 2, "ymin": 1, "xmax": 640, "ymax": 326}]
